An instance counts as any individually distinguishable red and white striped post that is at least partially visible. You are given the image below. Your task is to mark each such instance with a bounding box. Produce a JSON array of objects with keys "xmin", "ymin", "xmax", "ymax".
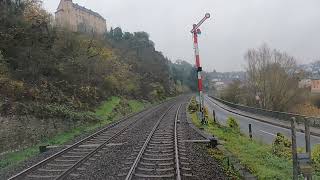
[{"xmin": 191, "ymin": 13, "xmax": 210, "ymax": 123}]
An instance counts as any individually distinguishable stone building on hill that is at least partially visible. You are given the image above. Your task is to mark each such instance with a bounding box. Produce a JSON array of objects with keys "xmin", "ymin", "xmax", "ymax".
[{"xmin": 55, "ymin": 0, "xmax": 106, "ymax": 34}]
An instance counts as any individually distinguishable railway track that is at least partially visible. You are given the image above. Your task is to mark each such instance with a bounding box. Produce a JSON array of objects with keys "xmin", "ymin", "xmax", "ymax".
[
  {"xmin": 8, "ymin": 102, "xmax": 171, "ymax": 180},
  {"xmin": 122, "ymin": 104, "xmax": 192, "ymax": 180}
]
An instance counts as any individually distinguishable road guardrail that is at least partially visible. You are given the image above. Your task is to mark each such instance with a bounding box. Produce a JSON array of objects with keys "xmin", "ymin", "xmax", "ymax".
[{"xmin": 209, "ymin": 96, "xmax": 320, "ymax": 128}]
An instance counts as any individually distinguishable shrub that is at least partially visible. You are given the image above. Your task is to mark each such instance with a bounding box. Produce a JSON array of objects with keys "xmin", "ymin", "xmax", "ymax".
[
  {"xmin": 188, "ymin": 97, "xmax": 198, "ymax": 113},
  {"xmin": 310, "ymin": 94, "xmax": 320, "ymax": 108},
  {"xmin": 0, "ymin": 78, "xmax": 25, "ymax": 100},
  {"xmin": 13, "ymin": 102, "xmax": 101, "ymax": 123},
  {"xmin": 226, "ymin": 117, "xmax": 240, "ymax": 131},
  {"xmin": 312, "ymin": 144, "xmax": 320, "ymax": 166},
  {"xmin": 0, "ymin": 50, "xmax": 8, "ymax": 76},
  {"xmin": 272, "ymin": 133, "xmax": 292, "ymax": 159},
  {"xmin": 203, "ymin": 106, "xmax": 209, "ymax": 118}
]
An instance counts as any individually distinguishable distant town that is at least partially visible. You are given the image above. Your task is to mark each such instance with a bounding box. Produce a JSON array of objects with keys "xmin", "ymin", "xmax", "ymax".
[{"xmin": 208, "ymin": 61, "xmax": 320, "ymax": 94}]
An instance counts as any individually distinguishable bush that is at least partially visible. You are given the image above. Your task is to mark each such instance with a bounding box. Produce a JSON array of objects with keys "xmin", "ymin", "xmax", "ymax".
[
  {"xmin": 203, "ymin": 106, "xmax": 209, "ymax": 118},
  {"xmin": 220, "ymin": 80, "xmax": 243, "ymax": 104},
  {"xmin": 272, "ymin": 133, "xmax": 292, "ymax": 159},
  {"xmin": 0, "ymin": 50, "xmax": 8, "ymax": 76},
  {"xmin": 0, "ymin": 78, "xmax": 25, "ymax": 100},
  {"xmin": 13, "ymin": 102, "xmax": 101, "ymax": 123},
  {"xmin": 226, "ymin": 117, "xmax": 240, "ymax": 131},
  {"xmin": 312, "ymin": 144, "xmax": 320, "ymax": 166},
  {"xmin": 311, "ymin": 94, "xmax": 320, "ymax": 108},
  {"xmin": 188, "ymin": 96, "xmax": 198, "ymax": 113}
]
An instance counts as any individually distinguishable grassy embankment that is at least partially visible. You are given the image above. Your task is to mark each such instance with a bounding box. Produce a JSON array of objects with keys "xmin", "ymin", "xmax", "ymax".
[
  {"xmin": 191, "ymin": 110, "xmax": 320, "ymax": 179},
  {"xmin": 0, "ymin": 97, "xmax": 147, "ymax": 171},
  {"xmin": 190, "ymin": 111, "xmax": 320, "ymax": 179}
]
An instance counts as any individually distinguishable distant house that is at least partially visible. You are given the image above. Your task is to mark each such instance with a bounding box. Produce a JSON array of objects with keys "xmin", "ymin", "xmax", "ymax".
[
  {"xmin": 214, "ymin": 81, "xmax": 226, "ymax": 91},
  {"xmin": 311, "ymin": 79, "xmax": 320, "ymax": 93},
  {"xmin": 211, "ymin": 78, "xmax": 221, "ymax": 83},
  {"xmin": 299, "ymin": 79, "xmax": 312, "ymax": 88}
]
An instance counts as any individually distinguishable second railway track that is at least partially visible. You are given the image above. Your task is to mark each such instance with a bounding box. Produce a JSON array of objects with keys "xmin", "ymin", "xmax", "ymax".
[{"xmin": 8, "ymin": 101, "xmax": 172, "ymax": 180}]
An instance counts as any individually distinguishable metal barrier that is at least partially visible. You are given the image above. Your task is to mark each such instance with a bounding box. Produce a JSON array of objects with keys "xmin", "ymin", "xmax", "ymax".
[{"xmin": 209, "ymin": 96, "xmax": 320, "ymax": 128}]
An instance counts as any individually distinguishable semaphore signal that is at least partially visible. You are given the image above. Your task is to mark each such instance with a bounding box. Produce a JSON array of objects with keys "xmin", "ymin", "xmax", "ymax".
[{"xmin": 191, "ymin": 13, "xmax": 211, "ymax": 124}]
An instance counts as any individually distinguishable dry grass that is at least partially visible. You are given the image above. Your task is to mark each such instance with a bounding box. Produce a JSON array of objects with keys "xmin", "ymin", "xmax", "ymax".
[{"xmin": 290, "ymin": 103, "xmax": 320, "ymax": 116}]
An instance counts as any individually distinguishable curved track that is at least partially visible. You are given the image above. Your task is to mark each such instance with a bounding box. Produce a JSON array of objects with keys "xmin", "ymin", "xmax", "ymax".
[
  {"xmin": 8, "ymin": 102, "xmax": 170, "ymax": 180},
  {"xmin": 123, "ymin": 104, "xmax": 192, "ymax": 180}
]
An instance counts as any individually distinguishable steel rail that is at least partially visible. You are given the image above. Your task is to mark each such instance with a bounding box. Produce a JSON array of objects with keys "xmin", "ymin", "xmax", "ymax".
[
  {"xmin": 124, "ymin": 104, "xmax": 176, "ymax": 180},
  {"xmin": 174, "ymin": 104, "xmax": 182, "ymax": 180},
  {"xmin": 8, "ymin": 102, "xmax": 167, "ymax": 180},
  {"xmin": 54, "ymin": 114, "xmax": 141, "ymax": 180}
]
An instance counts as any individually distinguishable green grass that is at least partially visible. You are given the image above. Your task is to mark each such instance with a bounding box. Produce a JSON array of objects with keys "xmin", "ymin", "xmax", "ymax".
[
  {"xmin": 191, "ymin": 113, "xmax": 293, "ymax": 179},
  {"xmin": 207, "ymin": 148, "xmax": 241, "ymax": 179},
  {"xmin": 95, "ymin": 96, "xmax": 121, "ymax": 117},
  {"xmin": 0, "ymin": 147, "xmax": 38, "ymax": 171},
  {"xmin": 0, "ymin": 96, "xmax": 145, "ymax": 171},
  {"xmin": 128, "ymin": 100, "xmax": 146, "ymax": 113}
]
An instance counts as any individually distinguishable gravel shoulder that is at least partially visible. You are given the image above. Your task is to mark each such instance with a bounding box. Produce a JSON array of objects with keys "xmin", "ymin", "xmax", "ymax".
[{"xmin": 179, "ymin": 102, "xmax": 227, "ymax": 180}]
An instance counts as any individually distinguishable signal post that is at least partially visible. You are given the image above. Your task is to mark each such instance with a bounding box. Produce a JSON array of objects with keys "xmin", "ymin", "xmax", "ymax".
[{"xmin": 191, "ymin": 13, "xmax": 211, "ymax": 124}]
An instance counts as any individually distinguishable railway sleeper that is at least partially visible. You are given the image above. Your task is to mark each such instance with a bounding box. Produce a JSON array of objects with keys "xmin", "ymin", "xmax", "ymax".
[
  {"xmin": 28, "ymin": 170, "xmax": 62, "ymax": 177},
  {"xmin": 145, "ymin": 149, "xmax": 173, "ymax": 153},
  {"xmin": 134, "ymin": 173, "xmax": 175, "ymax": 179},
  {"xmin": 72, "ymin": 147, "xmax": 96, "ymax": 151},
  {"xmin": 54, "ymin": 159, "xmax": 78, "ymax": 162},
  {"xmin": 26, "ymin": 174, "xmax": 58, "ymax": 179},
  {"xmin": 144, "ymin": 152, "xmax": 174, "ymax": 157},
  {"xmin": 147, "ymin": 146, "xmax": 174, "ymax": 150},
  {"xmin": 141, "ymin": 157, "xmax": 173, "ymax": 161},
  {"xmin": 38, "ymin": 168, "xmax": 65, "ymax": 172},
  {"xmin": 181, "ymin": 167, "xmax": 192, "ymax": 171},
  {"xmin": 47, "ymin": 163, "xmax": 73, "ymax": 168},
  {"xmin": 67, "ymin": 151, "xmax": 89, "ymax": 155},
  {"xmin": 149, "ymin": 140, "xmax": 173, "ymax": 144},
  {"xmin": 152, "ymin": 136, "xmax": 172, "ymax": 139},
  {"xmin": 153, "ymin": 133, "xmax": 172, "ymax": 136},
  {"xmin": 137, "ymin": 167, "xmax": 175, "ymax": 172},
  {"xmin": 138, "ymin": 163, "xmax": 174, "ymax": 170},
  {"xmin": 61, "ymin": 155, "xmax": 83, "ymax": 158},
  {"xmin": 148, "ymin": 143, "xmax": 173, "ymax": 147}
]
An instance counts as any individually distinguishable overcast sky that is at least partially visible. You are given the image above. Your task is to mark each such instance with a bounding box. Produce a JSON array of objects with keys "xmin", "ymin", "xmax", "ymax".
[{"xmin": 43, "ymin": 0, "xmax": 320, "ymax": 72}]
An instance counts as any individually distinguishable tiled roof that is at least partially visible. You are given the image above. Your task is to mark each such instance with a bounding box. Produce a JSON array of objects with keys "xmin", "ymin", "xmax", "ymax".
[{"xmin": 72, "ymin": 3, "xmax": 105, "ymax": 21}]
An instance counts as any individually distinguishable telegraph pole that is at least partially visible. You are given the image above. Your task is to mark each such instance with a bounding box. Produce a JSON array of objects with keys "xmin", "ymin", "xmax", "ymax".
[{"xmin": 191, "ymin": 13, "xmax": 210, "ymax": 124}]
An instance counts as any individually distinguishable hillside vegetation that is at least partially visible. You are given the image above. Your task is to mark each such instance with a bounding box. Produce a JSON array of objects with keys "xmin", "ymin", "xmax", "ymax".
[
  {"xmin": 0, "ymin": 1, "xmax": 193, "ymax": 118},
  {"xmin": 0, "ymin": 0, "xmax": 196, "ymax": 155}
]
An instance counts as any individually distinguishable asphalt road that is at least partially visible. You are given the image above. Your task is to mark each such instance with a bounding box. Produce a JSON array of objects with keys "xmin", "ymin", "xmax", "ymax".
[{"xmin": 204, "ymin": 95, "xmax": 320, "ymax": 148}]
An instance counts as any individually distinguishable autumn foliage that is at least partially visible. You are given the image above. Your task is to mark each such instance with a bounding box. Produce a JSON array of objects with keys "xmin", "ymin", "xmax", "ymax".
[{"xmin": 0, "ymin": 1, "xmax": 189, "ymax": 118}]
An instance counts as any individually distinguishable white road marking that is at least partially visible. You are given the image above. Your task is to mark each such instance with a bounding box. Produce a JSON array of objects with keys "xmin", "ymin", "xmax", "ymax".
[{"xmin": 259, "ymin": 130, "xmax": 276, "ymax": 136}]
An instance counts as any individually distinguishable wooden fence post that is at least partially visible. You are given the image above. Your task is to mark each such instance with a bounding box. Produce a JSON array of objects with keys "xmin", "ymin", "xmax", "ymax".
[
  {"xmin": 291, "ymin": 117, "xmax": 299, "ymax": 180},
  {"xmin": 304, "ymin": 118, "xmax": 312, "ymax": 180},
  {"xmin": 248, "ymin": 124, "xmax": 252, "ymax": 140},
  {"xmin": 213, "ymin": 110, "xmax": 216, "ymax": 123},
  {"xmin": 305, "ymin": 118, "xmax": 311, "ymax": 159}
]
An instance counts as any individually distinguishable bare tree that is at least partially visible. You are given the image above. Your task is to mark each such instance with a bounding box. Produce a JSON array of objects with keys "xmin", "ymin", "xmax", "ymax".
[
  {"xmin": 220, "ymin": 79, "xmax": 243, "ymax": 104},
  {"xmin": 244, "ymin": 44, "xmax": 306, "ymax": 111}
]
